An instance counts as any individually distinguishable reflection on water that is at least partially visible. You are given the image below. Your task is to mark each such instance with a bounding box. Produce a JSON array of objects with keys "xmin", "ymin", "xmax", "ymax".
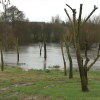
[{"xmin": 1, "ymin": 43, "xmax": 100, "ymax": 70}]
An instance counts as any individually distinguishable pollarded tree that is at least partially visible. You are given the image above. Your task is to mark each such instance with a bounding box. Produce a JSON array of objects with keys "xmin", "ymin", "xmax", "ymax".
[{"xmin": 64, "ymin": 4, "xmax": 98, "ymax": 92}]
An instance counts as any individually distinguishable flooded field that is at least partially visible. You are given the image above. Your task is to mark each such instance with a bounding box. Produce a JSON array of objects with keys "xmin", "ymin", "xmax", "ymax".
[{"xmin": 1, "ymin": 43, "xmax": 100, "ymax": 70}]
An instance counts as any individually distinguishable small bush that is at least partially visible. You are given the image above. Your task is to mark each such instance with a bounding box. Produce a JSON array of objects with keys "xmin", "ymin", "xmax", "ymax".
[
  {"xmin": 45, "ymin": 69, "xmax": 50, "ymax": 73},
  {"xmin": 53, "ymin": 65, "xmax": 60, "ymax": 68}
]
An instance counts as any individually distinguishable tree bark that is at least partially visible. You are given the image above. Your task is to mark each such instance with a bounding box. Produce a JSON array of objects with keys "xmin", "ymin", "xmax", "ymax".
[
  {"xmin": 69, "ymin": 56, "xmax": 73, "ymax": 78},
  {"xmin": 60, "ymin": 40, "xmax": 67, "ymax": 76},
  {"xmin": 75, "ymin": 40, "xmax": 89, "ymax": 91},
  {"xmin": 84, "ymin": 39, "xmax": 89, "ymax": 85},
  {"xmin": 64, "ymin": 36, "xmax": 73, "ymax": 78},
  {"xmin": 84, "ymin": 68, "xmax": 88, "ymax": 85},
  {"xmin": 0, "ymin": 41, "xmax": 4, "ymax": 71}
]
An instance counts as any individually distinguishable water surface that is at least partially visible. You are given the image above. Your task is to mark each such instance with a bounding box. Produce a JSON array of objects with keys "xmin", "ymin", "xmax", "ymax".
[{"xmin": 1, "ymin": 43, "xmax": 100, "ymax": 70}]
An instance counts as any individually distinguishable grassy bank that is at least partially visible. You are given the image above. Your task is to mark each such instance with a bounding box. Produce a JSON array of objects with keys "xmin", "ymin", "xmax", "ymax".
[{"xmin": 0, "ymin": 66, "xmax": 100, "ymax": 100}]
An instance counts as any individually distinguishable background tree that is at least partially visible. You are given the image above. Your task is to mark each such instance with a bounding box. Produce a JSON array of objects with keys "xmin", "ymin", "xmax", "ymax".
[
  {"xmin": 0, "ymin": 5, "xmax": 29, "ymax": 47},
  {"xmin": 29, "ymin": 22, "xmax": 44, "ymax": 42},
  {"xmin": 51, "ymin": 15, "xmax": 62, "ymax": 24},
  {"xmin": 6, "ymin": 6, "xmax": 28, "ymax": 21},
  {"xmin": 79, "ymin": 18, "xmax": 100, "ymax": 49},
  {"xmin": 65, "ymin": 16, "xmax": 100, "ymax": 50},
  {"xmin": 5, "ymin": 5, "xmax": 29, "ymax": 30}
]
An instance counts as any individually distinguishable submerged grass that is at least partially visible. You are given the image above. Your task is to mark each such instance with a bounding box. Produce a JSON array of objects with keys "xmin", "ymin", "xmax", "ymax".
[{"xmin": 0, "ymin": 66, "xmax": 100, "ymax": 100}]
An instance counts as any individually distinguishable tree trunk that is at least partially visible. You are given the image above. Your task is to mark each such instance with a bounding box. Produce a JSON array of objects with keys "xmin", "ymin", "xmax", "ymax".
[
  {"xmin": 69, "ymin": 56, "xmax": 73, "ymax": 78},
  {"xmin": 73, "ymin": 7, "xmax": 88, "ymax": 92},
  {"xmin": 64, "ymin": 60, "xmax": 67, "ymax": 76},
  {"xmin": 74, "ymin": 39, "xmax": 89, "ymax": 91},
  {"xmin": 60, "ymin": 41, "xmax": 67, "ymax": 76},
  {"xmin": 0, "ymin": 41, "xmax": 4, "ymax": 71},
  {"xmin": 84, "ymin": 68, "xmax": 88, "ymax": 85},
  {"xmin": 64, "ymin": 37, "xmax": 73, "ymax": 78}
]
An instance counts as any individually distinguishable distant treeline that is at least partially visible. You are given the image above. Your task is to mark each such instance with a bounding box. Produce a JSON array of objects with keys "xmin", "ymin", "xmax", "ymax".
[
  {"xmin": 0, "ymin": 21, "xmax": 66, "ymax": 45},
  {"xmin": 0, "ymin": 5, "xmax": 100, "ymax": 49},
  {"xmin": 0, "ymin": 18, "xmax": 100, "ymax": 50}
]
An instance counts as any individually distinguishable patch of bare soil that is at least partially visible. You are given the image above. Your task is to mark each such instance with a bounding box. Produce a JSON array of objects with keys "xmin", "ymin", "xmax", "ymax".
[
  {"xmin": 44, "ymin": 81, "xmax": 81, "ymax": 88},
  {"xmin": 0, "ymin": 82, "xmax": 32, "ymax": 92},
  {"xmin": 88, "ymin": 78, "xmax": 100, "ymax": 81},
  {"xmin": 19, "ymin": 95, "xmax": 49, "ymax": 100},
  {"xmin": 8, "ymin": 91, "xmax": 20, "ymax": 98}
]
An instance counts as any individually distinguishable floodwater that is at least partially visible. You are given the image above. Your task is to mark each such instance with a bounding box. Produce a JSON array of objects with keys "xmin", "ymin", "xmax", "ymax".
[{"xmin": 1, "ymin": 43, "xmax": 100, "ymax": 70}]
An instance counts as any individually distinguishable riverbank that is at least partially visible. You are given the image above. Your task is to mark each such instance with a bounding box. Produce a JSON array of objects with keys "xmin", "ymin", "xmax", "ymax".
[{"xmin": 0, "ymin": 66, "xmax": 100, "ymax": 100}]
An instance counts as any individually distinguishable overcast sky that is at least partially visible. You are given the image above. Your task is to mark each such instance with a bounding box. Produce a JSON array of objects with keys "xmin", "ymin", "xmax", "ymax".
[{"xmin": 0, "ymin": 0, "xmax": 100, "ymax": 22}]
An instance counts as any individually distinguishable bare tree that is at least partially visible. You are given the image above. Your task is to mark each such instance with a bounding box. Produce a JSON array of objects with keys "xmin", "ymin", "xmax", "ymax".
[{"xmin": 64, "ymin": 4, "xmax": 98, "ymax": 92}]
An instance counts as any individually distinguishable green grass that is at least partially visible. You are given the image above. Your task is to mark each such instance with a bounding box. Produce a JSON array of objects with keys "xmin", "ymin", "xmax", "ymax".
[{"xmin": 0, "ymin": 66, "xmax": 100, "ymax": 100}]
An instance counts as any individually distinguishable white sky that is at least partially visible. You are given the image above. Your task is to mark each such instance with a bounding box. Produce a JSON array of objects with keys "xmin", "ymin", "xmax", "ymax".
[{"xmin": 0, "ymin": 0, "xmax": 100, "ymax": 22}]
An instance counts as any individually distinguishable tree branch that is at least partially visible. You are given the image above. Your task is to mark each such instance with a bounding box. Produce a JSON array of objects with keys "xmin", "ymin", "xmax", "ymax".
[
  {"xmin": 73, "ymin": 9, "xmax": 76, "ymax": 27},
  {"xmin": 66, "ymin": 4, "xmax": 73, "ymax": 11},
  {"xmin": 84, "ymin": 39, "xmax": 90, "ymax": 68},
  {"xmin": 87, "ymin": 43, "xmax": 100, "ymax": 71},
  {"xmin": 81, "ymin": 5, "xmax": 98, "ymax": 27},
  {"xmin": 64, "ymin": 8, "xmax": 73, "ymax": 25},
  {"xmin": 77, "ymin": 4, "xmax": 83, "ymax": 38}
]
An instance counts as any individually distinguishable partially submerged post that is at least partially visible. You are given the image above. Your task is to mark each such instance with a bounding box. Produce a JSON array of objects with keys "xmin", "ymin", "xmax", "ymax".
[
  {"xmin": 39, "ymin": 42, "xmax": 43, "ymax": 56},
  {"xmin": 43, "ymin": 41, "xmax": 47, "ymax": 70},
  {"xmin": 44, "ymin": 41, "xmax": 46, "ymax": 59},
  {"xmin": 43, "ymin": 32, "xmax": 47, "ymax": 60},
  {"xmin": 14, "ymin": 38, "xmax": 19, "ymax": 64}
]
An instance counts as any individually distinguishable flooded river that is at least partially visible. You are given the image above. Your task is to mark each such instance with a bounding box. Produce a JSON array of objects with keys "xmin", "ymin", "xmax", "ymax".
[{"xmin": 1, "ymin": 43, "xmax": 100, "ymax": 70}]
